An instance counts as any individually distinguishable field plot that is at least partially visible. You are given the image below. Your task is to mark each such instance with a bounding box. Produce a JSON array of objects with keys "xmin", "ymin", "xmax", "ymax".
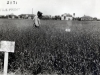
[{"xmin": 0, "ymin": 19, "xmax": 100, "ymax": 75}]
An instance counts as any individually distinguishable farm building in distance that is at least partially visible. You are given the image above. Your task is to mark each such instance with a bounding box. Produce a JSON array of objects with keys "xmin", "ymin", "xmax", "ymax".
[
  {"xmin": 6, "ymin": 14, "xmax": 18, "ymax": 19},
  {"xmin": 18, "ymin": 14, "xmax": 35, "ymax": 19},
  {"xmin": 61, "ymin": 13, "xmax": 73, "ymax": 20},
  {"xmin": 81, "ymin": 15, "xmax": 93, "ymax": 21}
]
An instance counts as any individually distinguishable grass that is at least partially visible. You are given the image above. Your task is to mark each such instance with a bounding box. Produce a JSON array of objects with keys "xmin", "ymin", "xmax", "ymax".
[{"xmin": 0, "ymin": 19, "xmax": 100, "ymax": 75}]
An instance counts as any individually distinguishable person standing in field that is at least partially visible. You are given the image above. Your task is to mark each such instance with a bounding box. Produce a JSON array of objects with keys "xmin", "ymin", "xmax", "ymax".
[{"xmin": 33, "ymin": 11, "xmax": 42, "ymax": 28}]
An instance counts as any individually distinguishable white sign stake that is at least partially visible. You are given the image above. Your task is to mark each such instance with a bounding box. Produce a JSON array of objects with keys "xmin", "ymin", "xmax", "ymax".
[
  {"xmin": 0, "ymin": 41, "xmax": 15, "ymax": 75},
  {"xmin": 4, "ymin": 52, "xmax": 8, "ymax": 75}
]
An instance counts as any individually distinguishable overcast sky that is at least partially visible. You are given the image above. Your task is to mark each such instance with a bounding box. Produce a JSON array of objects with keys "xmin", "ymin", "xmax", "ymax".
[{"xmin": 0, "ymin": 0, "xmax": 100, "ymax": 18}]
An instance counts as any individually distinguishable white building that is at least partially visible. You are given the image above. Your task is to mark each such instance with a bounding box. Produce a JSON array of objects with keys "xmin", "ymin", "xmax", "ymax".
[{"xmin": 61, "ymin": 13, "xmax": 73, "ymax": 20}]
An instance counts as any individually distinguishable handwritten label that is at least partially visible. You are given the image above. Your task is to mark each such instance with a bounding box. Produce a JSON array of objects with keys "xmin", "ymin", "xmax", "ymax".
[{"xmin": 7, "ymin": 1, "xmax": 17, "ymax": 4}]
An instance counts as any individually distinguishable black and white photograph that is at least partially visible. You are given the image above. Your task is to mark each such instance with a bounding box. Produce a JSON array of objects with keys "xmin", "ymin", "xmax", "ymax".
[{"xmin": 0, "ymin": 0, "xmax": 100, "ymax": 75}]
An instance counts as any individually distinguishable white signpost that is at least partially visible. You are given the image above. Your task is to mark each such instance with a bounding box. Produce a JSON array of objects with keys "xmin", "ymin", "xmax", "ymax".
[{"xmin": 0, "ymin": 41, "xmax": 15, "ymax": 75}]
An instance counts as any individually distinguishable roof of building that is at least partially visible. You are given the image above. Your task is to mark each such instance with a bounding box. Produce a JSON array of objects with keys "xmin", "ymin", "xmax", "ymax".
[
  {"xmin": 81, "ymin": 15, "xmax": 93, "ymax": 18},
  {"xmin": 61, "ymin": 13, "xmax": 72, "ymax": 17}
]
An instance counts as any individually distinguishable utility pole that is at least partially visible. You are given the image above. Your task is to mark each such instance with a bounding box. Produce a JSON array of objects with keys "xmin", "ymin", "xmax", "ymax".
[{"xmin": 32, "ymin": 8, "xmax": 33, "ymax": 14}]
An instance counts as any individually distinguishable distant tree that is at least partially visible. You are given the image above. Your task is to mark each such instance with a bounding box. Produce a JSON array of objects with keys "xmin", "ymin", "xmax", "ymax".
[
  {"xmin": 73, "ymin": 17, "xmax": 81, "ymax": 21},
  {"xmin": 73, "ymin": 13, "xmax": 75, "ymax": 18},
  {"xmin": 41, "ymin": 15, "xmax": 51, "ymax": 20},
  {"xmin": 0, "ymin": 15, "xmax": 6, "ymax": 19},
  {"xmin": 97, "ymin": 19, "xmax": 100, "ymax": 21},
  {"xmin": 93, "ymin": 17, "xmax": 97, "ymax": 21},
  {"xmin": 77, "ymin": 17, "xmax": 81, "ymax": 21},
  {"xmin": 55, "ymin": 16, "xmax": 61, "ymax": 20}
]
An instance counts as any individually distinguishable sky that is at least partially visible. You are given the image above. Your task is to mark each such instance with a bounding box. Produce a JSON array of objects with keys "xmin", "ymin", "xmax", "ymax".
[{"xmin": 0, "ymin": 0, "xmax": 100, "ymax": 18}]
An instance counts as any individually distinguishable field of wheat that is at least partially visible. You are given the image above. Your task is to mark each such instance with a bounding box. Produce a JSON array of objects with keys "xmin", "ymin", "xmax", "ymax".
[{"xmin": 0, "ymin": 19, "xmax": 100, "ymax": 75}]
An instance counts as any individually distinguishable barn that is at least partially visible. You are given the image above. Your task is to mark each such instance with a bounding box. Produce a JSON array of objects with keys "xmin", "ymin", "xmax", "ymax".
[
  {"xmin": 61, "ymin": 13, "xmax": 73, "ymax": 20},
  {"xmin": 81, "ymin": 15, "xmax": 93, "ymax": 21}
]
